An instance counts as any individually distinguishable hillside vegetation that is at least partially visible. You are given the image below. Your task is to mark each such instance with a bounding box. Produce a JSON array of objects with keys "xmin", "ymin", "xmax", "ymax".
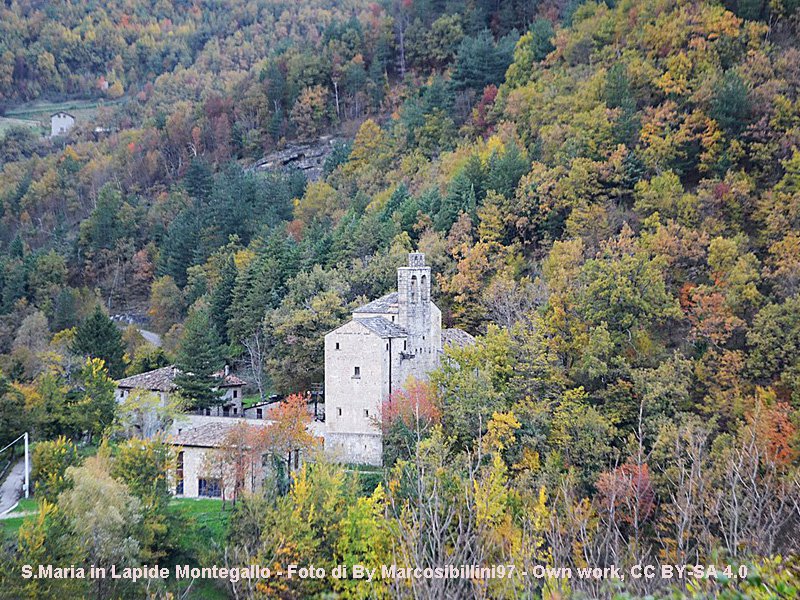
[{"xmin": 1, "ymin": 0, "xmax": 800, "ymax": 598}]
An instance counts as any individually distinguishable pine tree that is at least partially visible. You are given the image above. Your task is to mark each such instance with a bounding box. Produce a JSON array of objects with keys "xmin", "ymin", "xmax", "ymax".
[
  {"xmin": 436, "ymin": 171, "xmax": 477, "ymax": 231},
  {"xmin": 209, "ymin": 255, "xmax": 237, "ymax": 346},
  {"xmin": 175, "ymin": 307, "xmax": 224, "ymax": 409},
  {"xmin": 159, "ymin": 206, "xmax": 200, "ymax": 287},
  {"xmin": 711, "ymin": 70, "xmax": 751, "ymax": 134},
  {"xmin": 183, "ymin": 158, "xmax": 214, "ymax": 202},
  {"xmin": 71, "ymin": 305, "xmax": 126, "ymax": 378}
]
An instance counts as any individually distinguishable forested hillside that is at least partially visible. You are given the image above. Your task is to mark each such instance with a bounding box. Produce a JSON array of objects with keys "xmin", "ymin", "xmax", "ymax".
[{"xmin": 1, "ymin": 0, "xmax": 800, "ymax": 598}]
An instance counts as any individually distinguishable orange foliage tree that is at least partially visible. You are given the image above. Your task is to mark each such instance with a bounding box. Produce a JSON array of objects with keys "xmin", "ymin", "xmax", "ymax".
[{"xmin": 381, "ymin": 379, "xmax": 441, "ymax": 466}]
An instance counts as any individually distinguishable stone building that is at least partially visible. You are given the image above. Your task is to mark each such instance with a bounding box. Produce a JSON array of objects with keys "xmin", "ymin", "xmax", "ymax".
[
  {"xmin": 172, "ymin": 421, "xmax": 268, "ymax": 499},
  {"xmin": 323, "ymin": 253, "xmax": 473, "ymax": 465},
  {"xmin": 115, "ymin": 365, "xmax": 245, "ymax": 417}
]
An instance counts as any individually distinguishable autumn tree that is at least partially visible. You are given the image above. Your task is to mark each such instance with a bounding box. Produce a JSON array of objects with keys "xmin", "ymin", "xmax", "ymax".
[
  {"xmin": 263, "ymin": 393, "xmax": 320, "ymax": 492},
  {"xmin": 382, "ymin": 379, "xmax": 441, "ymax": 466},
  {"xmin": 31, "ymin": 436, "xmax": 81, "ymax": 502},
  {"xmin": 111, "ymin": 437, "xmax": 174, "ymax": 560},
  {"xmin": 290, "ymin": 85, "xmax": 329, "ymax": 139},
  {"xmin": 148, "ymin": 275, "xmax": 184, "ymax": 334},
  {"xmin": 59, "ymin": 454, "xmax": 144, "ymax": 599}
]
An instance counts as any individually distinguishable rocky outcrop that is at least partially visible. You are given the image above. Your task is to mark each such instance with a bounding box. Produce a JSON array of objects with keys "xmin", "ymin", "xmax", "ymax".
[{"xmin": 251, "ymin": 135, "xmax": 339, "ymax": 181}]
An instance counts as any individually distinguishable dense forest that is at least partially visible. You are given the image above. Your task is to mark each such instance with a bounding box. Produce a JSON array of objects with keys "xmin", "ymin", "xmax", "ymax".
[{"xmin": 1, "ymin": 0, "xmax": 800, "ymax": 598}]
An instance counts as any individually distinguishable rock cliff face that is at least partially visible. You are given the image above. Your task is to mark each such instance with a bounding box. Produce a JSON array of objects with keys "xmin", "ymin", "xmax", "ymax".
[{"xmin": 251, "ymin": 136, "xmax": 338, "ymax": 181}]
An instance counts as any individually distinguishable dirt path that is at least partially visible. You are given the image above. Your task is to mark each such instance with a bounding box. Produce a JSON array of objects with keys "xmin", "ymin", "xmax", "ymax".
[
  {"xmin": 139, "ymin": 329, "xmax": 162, "ymax": 347},
  {"xmin": 0, "ymin": 460, "xmax": 25, "ymax": 515}
]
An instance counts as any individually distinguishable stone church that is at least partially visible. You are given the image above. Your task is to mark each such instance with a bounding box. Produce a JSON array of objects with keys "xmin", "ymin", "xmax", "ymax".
[{"xmin": 324, "ymin": 252, "xmax": 474, "ymax": 465}]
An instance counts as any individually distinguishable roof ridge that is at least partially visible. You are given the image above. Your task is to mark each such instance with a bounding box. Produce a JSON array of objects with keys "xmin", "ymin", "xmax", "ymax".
[
  {"xmin": 353, "ymin": 291, "xmax": 399, "ymax": 314},
  {"xmin": 355, "ymin": 315, "xmax": 407, "ymax": 338}
]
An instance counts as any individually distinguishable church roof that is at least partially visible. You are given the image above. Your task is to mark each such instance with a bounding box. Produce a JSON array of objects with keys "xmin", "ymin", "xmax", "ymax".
[
  {"xmin": 355, "ymin": 316, "xmax": 407, "ymax": 338},
  {"xmin": 353, "ymin": 291, "xmax": 399, "ymax": 314},
  {"xmin": 442, "ymin": 328, "xmax": 476, "ymax": 349}
]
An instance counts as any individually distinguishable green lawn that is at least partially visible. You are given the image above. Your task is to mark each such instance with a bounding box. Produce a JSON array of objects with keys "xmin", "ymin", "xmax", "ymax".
[
  {"xmin": 168, "ymin": 497, "xmax": 230, "ymax": 542},
  {"xmin": 5, "ymin": 98, "xmax": 122, "ymax": 120},
  {"xmin": 11, "ymin": 498, "xmax": 37, "ymax": 513},
  {"xmin": 2, "ymin": 496, "xmax": 231, "ymax": 545},
  {"xmin": 0, "ymin": 116, "xmax": 44, "ymax": 135},
  {"xmin": 166, "ymin": 498, "xmax": 232, "ymax": 599},
  {"xmin": 0, "ymin": 498, "xmax": 37, "ymax": 540}
]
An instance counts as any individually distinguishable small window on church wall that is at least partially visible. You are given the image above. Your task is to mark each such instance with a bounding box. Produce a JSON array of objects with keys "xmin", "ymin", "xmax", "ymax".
[
  {"xmin": 337, "ymin": 407, "xmax": 342, "ymax": 416},
  {"xmin": 335, "ymin": 342, "xmax": 340, "ymax": 350},
  {"xmin": 364, "ymin": 409, "xmax": 369, "ymax": 417},
  {"xmin": 421, "ymin": 275, "xmax": 428, "ymax": 300},
  {"xmin": 403, "ymin": 340, "xmax": 407, "ymax": 351},
  {"xmin": 410, "ymin": 275, "xmax": 418, "ymax": 303},
  {"xmin": 353, "ymin": 366, "xmax": 361, "ymax": 378}
]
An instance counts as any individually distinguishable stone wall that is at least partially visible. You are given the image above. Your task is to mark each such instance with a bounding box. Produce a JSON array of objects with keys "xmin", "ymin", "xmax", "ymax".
[
  {"xmin": 175, "ymin": 444, "xmax": 269, "ymax": 499},
  {"xmin": 325, "ymin": 320, "xmax": 387, "ymax": 437},
  {"xmin": 324, "ymin": 431, "xmax": 383, "ymax": 466}
]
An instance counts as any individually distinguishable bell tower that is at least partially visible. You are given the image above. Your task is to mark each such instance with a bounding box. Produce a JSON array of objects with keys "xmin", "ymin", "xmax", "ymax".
[{"xmin": 398, "ymin": 253, "xmax": 431, "ymax": 373}]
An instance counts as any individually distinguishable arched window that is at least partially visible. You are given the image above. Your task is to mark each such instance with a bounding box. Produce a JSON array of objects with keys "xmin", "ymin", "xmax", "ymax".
[
  {"xmin": 421, "ymin": 274, "xmax": 428, "ymax": 301},
  {"xmin": 410, "ymin": 275, "xmax": 418, "ymax": 303}
]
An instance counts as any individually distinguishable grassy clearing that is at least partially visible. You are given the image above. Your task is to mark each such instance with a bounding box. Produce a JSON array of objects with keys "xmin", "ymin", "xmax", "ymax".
[
  {"xmin": 0, "ymin": 514, "xmax": 26, "ymax": 540},
  {"xmin": 10, "ymin": 498, "xmax": 37, "ymax": 513},
  {"xmin": 0, "ymin": 498, "xmax": 38, "ymax": 539},
  {"xmin": 166, "ymin": 498, "xmax": 232, "ymax": 599},
  {"xmin": 242, "ymin": 394, "xmax": 262, "ymax": 408},
  {"xmin": 0, "ymin": 116, "xmax": 44, "ymax": 135},
  {"xmin": 242, "ymin": 389, "xmax": 276, "ymax": 408},
  {"xmin": 2, "ymin": 97, "xmax": 126, "ymax": 136},
  {"xmin": 5, "ymin": 98, "xmax": 119, "ymax": 119},
  {"xmin": 168, "ymin": 497, "xmax": 231, "ymax": 543}
]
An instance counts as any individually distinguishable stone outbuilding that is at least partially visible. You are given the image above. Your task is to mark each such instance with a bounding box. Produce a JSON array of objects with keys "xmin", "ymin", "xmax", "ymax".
[{"xmin": 115, "ymin": 365, "xmax": 245, "ymax": 417}]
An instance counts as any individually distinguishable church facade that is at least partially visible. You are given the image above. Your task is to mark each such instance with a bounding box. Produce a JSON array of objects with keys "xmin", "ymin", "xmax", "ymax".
[{"xmin": 323, "ymin": 252, "xmax": 472, "ymax": 465}]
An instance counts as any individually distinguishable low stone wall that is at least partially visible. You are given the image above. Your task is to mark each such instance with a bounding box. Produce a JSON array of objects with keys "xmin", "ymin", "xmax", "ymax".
[{"xmin": 323, "ymin": 431, "xmax": 382, "ymax": 466}]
